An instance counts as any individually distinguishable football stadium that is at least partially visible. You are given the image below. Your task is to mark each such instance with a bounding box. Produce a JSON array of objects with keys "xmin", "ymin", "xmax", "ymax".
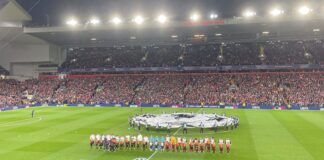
[{"xmin": 0, "ymin": 0, "xmax": 323, "ymax": 160}]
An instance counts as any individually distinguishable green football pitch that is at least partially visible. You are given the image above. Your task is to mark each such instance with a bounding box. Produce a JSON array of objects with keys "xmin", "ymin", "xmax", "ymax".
[{"xmin": 0, "ymin": 107, "xmax": 323, "ymax": 160}]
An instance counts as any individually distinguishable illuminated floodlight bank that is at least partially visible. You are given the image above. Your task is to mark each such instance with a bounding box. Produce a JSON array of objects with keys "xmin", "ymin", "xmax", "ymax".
[
  {"xmin": 89, "ymin": 18, "xmax": 100, "ymax": 25},
  {"xmin": 270, "ymin": 8, "xmax": 284, "ymax": 16},
  {"xmin": 243, "ymin": 10, "xmax": 256, "ymax": 17},
  {"xmin": 210, "ymin": 13, "xmax": 218, "ymax": 19},
  {"xmin": 190, "ymin": 13, "xmax": 200, "ymax": 21},
  {"xmin": 111, "ymin": 17, "xmax": 122, "ymax": 24},
  {"xmin": 157, "ymin": 14, "xmax": 168, "ymax": 24},
  {"xmin": 66, "ymin": 18, "xmax": 79, "ymax": 27},
  {"xmin": 133, "ymin": 16, "xmax": 144, "ymax": 24},
  {"xmin": 298, "ymin": 6, "xmax": 312, "ymax": 15}
]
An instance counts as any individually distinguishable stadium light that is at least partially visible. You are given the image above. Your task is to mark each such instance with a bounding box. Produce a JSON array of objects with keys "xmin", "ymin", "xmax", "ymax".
[
  {"xmin": 243, "ymin": 10, "xmax": 256, "ymax": 17},
  {"xmin": 90, "ymin": 38, "xmax": 97, "ymax": 41},
  {"xmin": 210, "ymin": 13, "xmax": 218, "ymax": 19},
  {"xmin": 313, "ymin": 29, "xmax": 320, "ymax": 32},
  {"xmin": 190, "ymin": 13, "xmax": 200, "ymax": 22},
  {"xmin": 133, "ymin": 16, "xmax": 144, "ymax": 24},
  {"xmin": 270, "ymin": 8, "xmax": 284, "ymax": 16},
  {"xmin": 262, "ymin": 31, "xmax": 270, "ymax": 35},
  {"xmin": 66, "ymin": 18, "xmax": 79, "ymax": 27},
  {"xmin": 215, "ymin": 33, "xmax": 222, "ymax": 36},
  {"xmin": 89, "ymin": 17, "xmax": 101, "ymax": 25},
  {"xmin": 298, "ymin": 6, "xmax": 312, "ymax": 15},
  {"xmin": 111, "ymin": 17, "xmax": 122, "ymax": 25},
  {"xmin": 157, "ymin": 14, "xmax": 168, "ymax": 24}
]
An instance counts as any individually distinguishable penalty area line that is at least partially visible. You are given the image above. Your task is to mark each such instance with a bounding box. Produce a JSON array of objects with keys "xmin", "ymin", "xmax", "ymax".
[{"xmin": 0, "ymin": 117, "xmax": 42, "ymax": 127}]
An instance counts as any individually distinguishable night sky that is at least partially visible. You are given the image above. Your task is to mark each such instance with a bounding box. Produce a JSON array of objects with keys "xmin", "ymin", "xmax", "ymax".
[{"xmin": 15, "ymin": 0, "xmax": 321, "ymax": 26}]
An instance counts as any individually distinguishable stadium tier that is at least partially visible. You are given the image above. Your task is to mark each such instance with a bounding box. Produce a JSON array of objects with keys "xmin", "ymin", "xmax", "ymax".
[
  {"xmin": 0, "ymin": 72, "xmax": 323, "ymax": 108},
  {"xmin": 61, "ymin": 40, "xmax": 324, "ymax": 69}
]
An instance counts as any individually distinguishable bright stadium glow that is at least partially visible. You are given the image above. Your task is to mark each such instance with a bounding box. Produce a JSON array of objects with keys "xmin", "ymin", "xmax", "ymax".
[
  {"xmin": 171, "ymin": 35, "xmax": 178, "ymax": 38},
  {"xmin": 210, "ymin": 13, "xmax": 218, "ymax": 19},
  {"xmin": 215, "ymin": 33, "xmax": 222, "ymax": 36},
  {"xmin": 90, "ymin": 38, "xmax": 97, "ymax": 41},
  {"xmin": 243, "ymin": 10, "xmax": 256, "ymax": 17},
  {"xmin": 194, "ymin": 34, "xmax": 205, "ymax": 38},
  {"xmin": 156, "ymin": 14, "xmax": 168, "ymax": 24},
  {"xmin": 270, "ymin": 8, "xmax": 284, "ymax": 16},
  {"xmin": 190, "ymin": 13, "xmax": 200, "ymax": 21},
  {"xmin": 313, "ymin": 29, "xmax": 320, "ymax": 32},
  {"xmin": 298, "ymin": 6, "xmax": 312, "ymax": 15},
  {"xmin": 66, "ymin": 18, "xmax": 78, "ymax": 27},
  {"xmin": 262, "ymin": 31, "xmax": 270, "ymax": 34},
  {"xmin": 133, "ymin": 16, "xmax": 144, "ymax": 24},
  {"xmin": 89, "ymin": 18, "xmax": 100, "ymax": 25},
  {"xmin": 111, "ymin": 17, "xmax": 122, "ymax": 24}
]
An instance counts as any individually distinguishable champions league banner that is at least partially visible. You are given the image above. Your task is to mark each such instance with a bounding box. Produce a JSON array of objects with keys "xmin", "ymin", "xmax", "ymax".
[{"xmin": 131, "ymin": 113, "xmax": 238, "ymax": 129}]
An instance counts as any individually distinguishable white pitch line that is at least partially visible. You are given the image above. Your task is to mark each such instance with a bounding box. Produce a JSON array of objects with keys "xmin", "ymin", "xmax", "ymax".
[
  {"xmin": 0, "ymin": 117, "xmax": 42, "ymax": 127},
  {"xmin": 147, "ymin": 150, "xmax": 159, "ymax": 160},
  {"xmin": 172, "ymin": 127, "xmax": 181, "ymax": 135},
  {"xmin": 0, "ymin": 118, "xmax": 35, "ymax": 125},
  {"xmin": 145, "ymin": 108, "xmax": 204, "ymax": 160}
]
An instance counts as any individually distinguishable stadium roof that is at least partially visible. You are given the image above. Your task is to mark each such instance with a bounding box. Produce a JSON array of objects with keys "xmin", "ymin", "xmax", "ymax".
[
  {"xmin": 0, "ymin": 0, "xmax": 31, "ymax": 22},
  {"xmin": 24, "ymin": 17, "xmax": 324, "ymax": 47},
  {"xmin": 15, "ymin": 0, "xmax": 323, "ymax": 26}
]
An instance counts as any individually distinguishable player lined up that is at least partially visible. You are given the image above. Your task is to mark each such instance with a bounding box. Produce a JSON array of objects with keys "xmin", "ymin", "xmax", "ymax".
[{"xmin": 89, "ymin": 134, "xmax": 231, "ymax": 154}]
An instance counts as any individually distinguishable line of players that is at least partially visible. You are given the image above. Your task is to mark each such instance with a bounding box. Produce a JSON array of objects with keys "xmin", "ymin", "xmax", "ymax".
[{"xmin": 89, "ymin": 134, "xmax": 231, "ymax": 154}]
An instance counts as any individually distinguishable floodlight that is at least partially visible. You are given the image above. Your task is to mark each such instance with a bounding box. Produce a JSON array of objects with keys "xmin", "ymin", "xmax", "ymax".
[
  {"xmin": 262, "ymin": 31, "xmax": 270, "ymax": 34},
  {"xmin": 157, "ymin": 14, "xmax": 168, "ymax": 24},
  {"xmin": 270, "ymin": 8, "xmax": 284, "ymax": 16},
  {"xmin": 133, "ymin": 16, "xmax": 144, "ymax": 24},
  {"xmin": 215, "ymin": 33, "xmax": 222, "ymax": 36},
  {"xmin": 298, "ymin": 6, "xmax": 311, "ymax": 15},
  {"xmin": 313, "ymin": 29, "xmax": 320, "ymax": 32},
  {"xmin": 66, "ymin": 18, "xmax": 78, "ymax": 26},
  {"xmin": 89, "ymin": 18, "xmax": 100, "ymax": 25},
  {"xmin": 190, "ymin": 13, "xmax": 200, "ymax": 21},
  {"xmin": 111, "ymin": 17, "xmax": 122, "ymax": 24},
  {"xmin": 210, "ymin": 13, "xmax": 218, "ymax": 19},
  {"xmin": 243, "ymin": 10, "xmax": 256, "ymax": 17}
]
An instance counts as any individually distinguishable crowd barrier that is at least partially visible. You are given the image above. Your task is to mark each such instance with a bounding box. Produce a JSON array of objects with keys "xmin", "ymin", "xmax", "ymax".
[
  {"xmin": 1, "ymin": 103, "xmax": 323, "ymax": 112},
  {"xmin": 59, "ymin": 64, "xmax": 324, "ymax": 73}
]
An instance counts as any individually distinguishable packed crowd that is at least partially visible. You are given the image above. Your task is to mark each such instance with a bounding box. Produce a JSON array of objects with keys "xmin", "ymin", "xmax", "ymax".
[
  {"xmin": 89, "ymin": 134, "xmax": 232, "ymax": 153},
  {"xmin": 0, "ymin": 72, "xmax": 322, "ymax": 108},
  {"xmin": 61, "ymin": 40, "xmax": 324, "ymax": 69}
]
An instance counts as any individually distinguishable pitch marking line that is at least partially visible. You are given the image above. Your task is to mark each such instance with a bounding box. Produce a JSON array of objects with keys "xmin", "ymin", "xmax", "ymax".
[
  {"xmin": 147, "ymin": 150, "xmax": 159, "ymax": 160},
  {"xmin": 145, "ymin": 108, "xmax": 204, "ymax": 160},
  {"xmin": 0, "ymin": 117, "xmax": 42, "ymax": 127}
]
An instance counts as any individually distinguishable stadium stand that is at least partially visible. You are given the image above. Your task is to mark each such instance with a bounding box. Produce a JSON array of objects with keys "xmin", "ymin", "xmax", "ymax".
[
  {"xmin": 61, "ymin": 40, "xmax": 324, "ymax": 69},
  {"xmin": 0, "ymin": 72, "xmax": 323, "ymax": 108}
]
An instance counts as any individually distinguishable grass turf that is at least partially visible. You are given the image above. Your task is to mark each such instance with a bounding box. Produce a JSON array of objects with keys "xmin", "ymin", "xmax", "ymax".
[{"xmin": 0, "ymin": 107, "xmax": 323, "ymax": 160}]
